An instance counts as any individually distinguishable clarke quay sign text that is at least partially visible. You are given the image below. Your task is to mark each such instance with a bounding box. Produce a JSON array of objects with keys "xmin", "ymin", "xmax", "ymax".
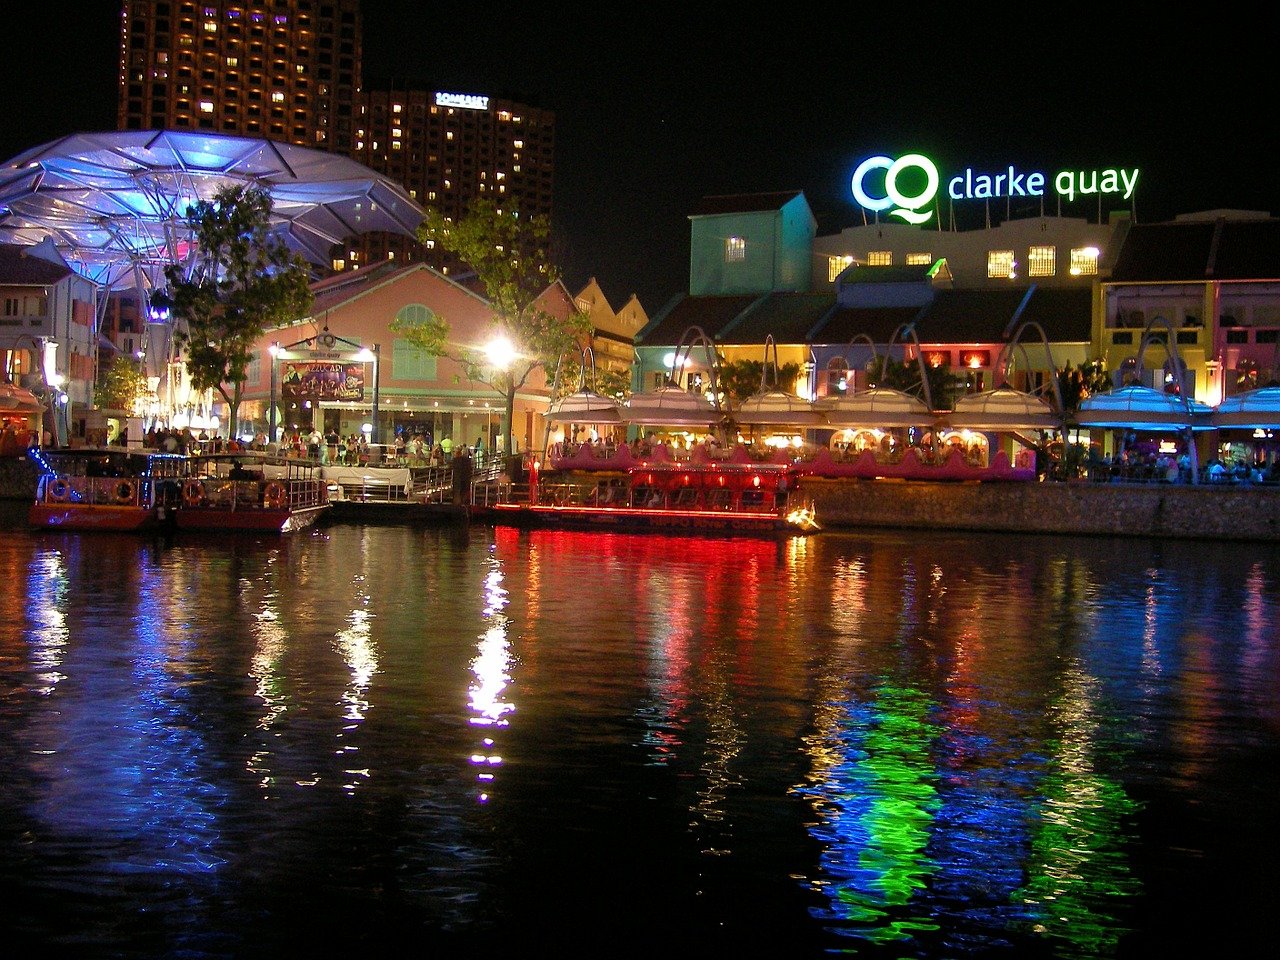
[{"xmin": 851, "ymin": 153, "xmax": 1139, "ymax": 225}]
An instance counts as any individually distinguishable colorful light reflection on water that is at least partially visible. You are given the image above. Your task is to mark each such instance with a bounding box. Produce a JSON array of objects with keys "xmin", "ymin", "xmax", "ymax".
[{"xmin": 0, "ymin": 514, "xmax": 1275, "ymax": 957}]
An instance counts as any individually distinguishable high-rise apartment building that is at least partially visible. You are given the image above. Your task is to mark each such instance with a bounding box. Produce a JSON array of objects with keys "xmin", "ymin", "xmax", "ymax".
[
  {"xmin": 116, "ymin": 1, "xmax": 555, "ymax": 278},
  {"xmin": 117, "ymin": 0, "xmax": 362, "ymax": 151}
]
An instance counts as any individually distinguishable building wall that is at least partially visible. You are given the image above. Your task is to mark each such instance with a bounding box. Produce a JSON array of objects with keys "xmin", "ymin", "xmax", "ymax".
[{"xmin": 242, "ymin": 265, "xmax": 559, "ymax": 453}]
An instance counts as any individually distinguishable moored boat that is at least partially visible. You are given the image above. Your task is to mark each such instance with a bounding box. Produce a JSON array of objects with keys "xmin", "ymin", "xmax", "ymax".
[
  {"xmin": 175, "ymin": 451, "xmax": 330, "ymax": 533},
  {"xmin": 27, "ymin": 446, "xmax": 187, "ymax": 532},
  {"xmin": 472, "ymin": 441, "xmax": 819, "ymax": 535}
]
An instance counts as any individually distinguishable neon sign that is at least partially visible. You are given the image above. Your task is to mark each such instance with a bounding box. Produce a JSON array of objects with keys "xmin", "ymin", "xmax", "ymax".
[
  {"xmin": 851, "ymin": 153, "xmax": 1139, "ymax": 224},
  {"xmin": 434, "ymin": 92, "xmax": 489, "ymax": 111}
]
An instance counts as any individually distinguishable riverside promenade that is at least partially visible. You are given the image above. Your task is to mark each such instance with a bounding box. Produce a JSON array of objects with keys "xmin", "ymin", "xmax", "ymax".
[{"xmin": 5, "ymin": 454, "xmax": 1278, "ymax": 543}]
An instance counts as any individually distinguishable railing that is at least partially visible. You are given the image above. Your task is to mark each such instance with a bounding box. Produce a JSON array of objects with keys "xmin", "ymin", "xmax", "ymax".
[{"xmin": 41, "ymin": 475, "xmax": 153, "ymax": 507}]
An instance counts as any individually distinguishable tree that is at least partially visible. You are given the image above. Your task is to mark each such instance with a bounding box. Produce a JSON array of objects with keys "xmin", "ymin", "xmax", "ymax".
[
  {"xmin": 390, "ymin": 196, "xmax": 590, "ymax": 459},
  {"xmin": 164, "ymin": 184, "xmax": 314, "ymax": 440},
  {"xmin": 871, "ymin": 356, "xmax": 964, "ymax": 411},
  {"xmin": 716, "ymin": 358, "xmax": 802, "ymax": 407},
  {"xmin": 95, "ymin": 355, "xmax": 149, "ymax": 414}
]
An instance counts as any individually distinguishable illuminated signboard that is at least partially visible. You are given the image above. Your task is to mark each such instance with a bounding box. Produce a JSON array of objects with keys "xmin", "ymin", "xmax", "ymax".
[
  {"xmin": 851, "ymin": 153, "xmax": 1139, "ymax": 225},
  {"xmin": 434, "ymin": 91, "xmax": 490, "ymax": 111},
  {"xmin": 281, "ymin": 361, "xmax": 365, "ymax": 402}
]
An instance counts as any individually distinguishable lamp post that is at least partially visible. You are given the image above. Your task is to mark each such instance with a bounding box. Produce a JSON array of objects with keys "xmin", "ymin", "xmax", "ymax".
[
  {"xmin": 484, "ymin": 335, "xmax": 516, "ymax": 457},
  {"xmin": 268, "ymin": 342, "xmax": 279, "ymax": 442},
  {"xmin": 354, "ymin": 344, "xmax": 380, "ymax": 443}
]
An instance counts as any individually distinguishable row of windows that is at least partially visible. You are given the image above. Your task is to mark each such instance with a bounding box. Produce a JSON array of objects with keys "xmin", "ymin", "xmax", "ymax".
[{"xmin": 822, "ymin": 246, "xmax": 1100, "ymax": 281}]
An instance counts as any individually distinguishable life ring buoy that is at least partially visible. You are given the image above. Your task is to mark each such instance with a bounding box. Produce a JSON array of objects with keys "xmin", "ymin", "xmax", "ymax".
[
  {"xmin": 263, "ymin": 481, "xmax": 287, "ymax": 508},
  {"xmin": 114, "ymin": 479, "xmax": 137, "ymax": 504},
  {"xmin": 48, "ymin": 478, "xmax": 70, "ymax": 502},
  {"xmin": 182, "ymin": 479, "xmax": 206, "ymax": 506}
]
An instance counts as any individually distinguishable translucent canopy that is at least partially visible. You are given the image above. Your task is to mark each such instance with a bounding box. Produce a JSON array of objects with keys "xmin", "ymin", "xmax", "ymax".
[
  {"xmin": 734, "ymin": 389, "xmax": 825, "ymax": 426},
  {"xmin": 1076, "ymin": 385, "xmax": 1214, "ymax": 430},
  {"xmin": 0, "ymin": 130, "xmax": 424, "ymax": 290},
  {"xmin": 943, "ymin": 386, "xmax": 1061, "ymax": 431},
  {"xmin": 815, "ymin": 387, "xmax": 933, "ymax": 428},
  {"xmin": 0, "ymin": 382, "xmax": 45, "ymax": 413},
  {"xmin": 623, "ymin": 385, "xmax": 720, "ymax": 427},
  {"xmin": 1213, "ymin": 386, "xmax": 1280, "ymax": 429},
  {"xmin": 547, "ymin": 389, "xmax": 623, "ymax": 423}
]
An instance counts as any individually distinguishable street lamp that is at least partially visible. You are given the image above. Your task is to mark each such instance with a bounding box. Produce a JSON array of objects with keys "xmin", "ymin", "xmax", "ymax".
[
  {"xmin": 268, "ymin": 342, "xmax": 280, "ymax": 442},
  {"xmin": 354, "ymin": 344, "xmax": 380, "ymax": 443},
  {"xmin": 484, "ymin": 335, "xmax": 515, "ymax": 457}
]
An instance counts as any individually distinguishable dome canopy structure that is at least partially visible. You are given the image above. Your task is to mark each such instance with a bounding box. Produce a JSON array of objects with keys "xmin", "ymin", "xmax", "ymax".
[
  {"xmin": 1075, "ymin": 385, "xmax": 1214, "ymax": 431},
  {"xmin": 623, "ymin": 384, "xmax": 720, "ymax": 427},
  {"xmin": 815, "ymin": 386, "xmax": 934, "ymax": 428},
  {"xmin": 1212, "ymin": 386, "xmax": 1280, "ymax": 429},
  {"xmin": 734, "ymin": 388, "xmax": 825, "ymax": 427},
  {"xmin": 943, "ymin": 385, "xmax": 1061, "ymax": 431},
  {"xmin": 548, "ymin": 389, "xmax": 623, "ymax": 423},
  {"xmin": 0, "ymin": 130, "xmax": 424, "ymax": 291}
]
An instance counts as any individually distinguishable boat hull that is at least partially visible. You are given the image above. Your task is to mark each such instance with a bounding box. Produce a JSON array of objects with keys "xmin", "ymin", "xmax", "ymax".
[
  {"xmin": 29, "ymin": 503, "xmax": 160, "ymax": 532},
  {"xmin": 480, "ymin": 502, "xmax": 805, "ymax": 536},
  {"xmin": 175, "ymin": 503, "xmax": 329, "ymax": 533}
]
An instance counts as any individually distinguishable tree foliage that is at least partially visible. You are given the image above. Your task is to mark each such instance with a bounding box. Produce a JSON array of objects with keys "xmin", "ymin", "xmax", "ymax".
[
  {"xmin": 716, "ymin": 358, "xmax": 802, "ymax": 407},
  {"xmin": 1058, "ymin": 360, "xmax": 1111, "ymax": 415},
  {"xmin": 551, "ymin": 351, "xmax": 631, "ymax": 402},
  {"xmin": 869, "ymin": 356, "xmax": 965, "ymax": 411},
  {"xmin": 95, "ymin": 355, "xmax": 150, "ymax": 413},
  {"xmin": 164, "ymin": 184, "xmax": 314, "ymax": 439},
  {"xmin": 390, "ymin": 197, "xmax": 590, "ymax": 456}
]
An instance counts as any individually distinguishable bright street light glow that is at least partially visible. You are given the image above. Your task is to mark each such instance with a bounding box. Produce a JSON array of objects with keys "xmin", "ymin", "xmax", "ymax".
[{"xmin": 484, "ymin": 336, "xmax": 516, "ymax": 370}]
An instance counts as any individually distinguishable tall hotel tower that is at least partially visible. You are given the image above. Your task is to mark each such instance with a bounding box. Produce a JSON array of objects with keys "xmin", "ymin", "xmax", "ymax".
[{"xmin": 116, "ymin": 0, "xmax": 555, "ymax": 277}]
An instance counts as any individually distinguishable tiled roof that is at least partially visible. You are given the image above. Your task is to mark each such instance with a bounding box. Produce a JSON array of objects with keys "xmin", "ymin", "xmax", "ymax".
[
  {"xmin": 812, "ymin": 305, "xmax": 927, "ymax": 344},
  {"xmin": 839, "ymin": 264, "xmax": 936, "ymax": 285},
  {"xmin": 637, "ymin": 294, "xmax": 759, "ymax": 344},
  {"xmin": 722, "ymin": 293, "xmax": 834, "ymax": 344},
  {"xmin": 916, "ymin": 289, "xmax": 1031, "ymax": 343},
  {"xmin": 1107, "ymin": 218, "xmax": 1280, "ymax": 282},
  {"xmin": 0, "ymin": 243, "xmax": 72, "ymax": 284},
  {"xmin": 691, "ymin": 191, "xmax": 806, "ymax": 217},
  {"xmin": 1014, "ymin": 287, "xmax": 1093, "ymax": 342}
]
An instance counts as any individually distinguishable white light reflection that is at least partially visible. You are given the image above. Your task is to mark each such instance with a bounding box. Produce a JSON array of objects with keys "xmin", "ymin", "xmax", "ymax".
[
  {"xmin": 25, "ymin": 550, "xmax": 69, "ymax": 695},
  {"xmin": 335, "ymin": 604, "xmax": 378, "ymax": 793},
  {"xmin": 468, "ymin": 563, "xmax": 514, "ymax": 802},
  {"xmin": 246, "ymin": 605, "xmax": 288, "ymax": 791}
]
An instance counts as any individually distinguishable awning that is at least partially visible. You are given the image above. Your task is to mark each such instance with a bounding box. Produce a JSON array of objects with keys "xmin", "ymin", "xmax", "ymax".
[
  {"xmin": 0, "ymin": 382, "xmax": 45, "ymax": 414},
  {"xmin": 1213, "ymin": 386, "xmax": 1280, "ymax": 430},
  {"xmin": 1075, "ymin": 385, "xmax": 1214, "ymax": 431},
  {"xmin": 548, "ymin": 389, "xmax": 623, "ymax": 423},
  {"xmin": 941, "ymin": 386, "xmax": 1061, "ymax": 431},
  {"xmin": 815, "ymin": 387, "xmax": 934, "ymax": 429},
  {"xmin": 623, "ymin": 385, "xmax": 720, "ymax": 427},
  {"xmin": 733, "ymin": 389, "xmax": 825, "ymax": 427}
]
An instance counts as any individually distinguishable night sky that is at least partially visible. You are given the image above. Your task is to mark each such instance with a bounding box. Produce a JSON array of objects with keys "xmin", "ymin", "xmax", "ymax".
[{"xmin": 2, "ymin": 5, "xmax": 1276, "ymax": 312}]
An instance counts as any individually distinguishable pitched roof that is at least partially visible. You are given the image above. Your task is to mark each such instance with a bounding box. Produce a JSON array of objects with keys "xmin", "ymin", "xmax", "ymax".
[
  {"xmin": 915, "ymin": 288, "xmax": 1032, "ymax": 342},
  {"xmin": 1108, "ymin": 217, "xmax": 1280, "ymax": 282},
  {"xmin": 690, "ymin": 190, "xmax": 806, "ymax": 217},
  {"xmin": 0, "ymin": 242, "xmax": 73, "ymax": 284},
  {"xmin": 721, "ymin": 293, "xmax": 834, "ymax": 343},
  {"xmin": 638, "ymin": 294, "xmax": 759, "ymax": 344},
  {"xmin": 812, "ymin": 305, "xmax": 927, "ymax": 344}
]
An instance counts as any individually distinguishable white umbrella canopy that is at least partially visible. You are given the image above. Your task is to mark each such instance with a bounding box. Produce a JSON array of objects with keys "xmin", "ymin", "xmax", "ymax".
[
  {"xmin": 733, "ymin": 389, "xmax": 825, "ymax": 427},
  {"xmin": 814, "ymin": 387, "xmax": 934, "ymax": 429},
  {"xmin": 1212, "ymin": 385, "xmax": 1280, "ymax": 429},
  {"xmin": 0, "ymin": 130, "xmax": 424, "ymax": 289},
  {"xmin": 1076, "ymin": 385, "xmax": 1214, "ymax": 430},
  {"xmin": 623, "ymin": 384, "xmax": 720, "ymax": 427},
  {"xmin": 943, "ymin": 385, "xmax": 1061, "ymax": 431},
  {"xmin": 548, "ymin": 389, "xmax": 623, "ymax": 423}
]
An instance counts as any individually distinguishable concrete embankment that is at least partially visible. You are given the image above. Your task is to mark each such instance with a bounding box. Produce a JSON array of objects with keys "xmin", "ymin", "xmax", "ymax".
[{"xmin": 795, "ymin": 477, "xmax": 1280, "ymax": 543}]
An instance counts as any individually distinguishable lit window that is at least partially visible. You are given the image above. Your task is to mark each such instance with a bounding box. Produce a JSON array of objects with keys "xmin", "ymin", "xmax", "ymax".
[
  {"xmin": 1070, "ymin": 246, "xmax": 1100, "ymax": 276},
  {"xmin": 988, "ymin": 250, "xmax": 1016, "ymax": 279},
  {"xmin": 332, "ymin": 258, "xmax": 346, "ymax": 271},
  {"xmin": 392, "ymin": 141, "xmax": 401, "ymax": 150},
  {"xmin": 725, "ymin": 236, "xmax": 746, "ymax": 262},
  {"xmin": 446, "ymin": 131, "xmax": 454, "ymax": 140},
  {"xmin": 392, "ymin": 127, "xmax": 402, "ymax": 137},
  {"xmin": 204, "ymin": 21, "xmax": 217, "ymax": 33},
  {"xmin": 271, "ymin": 91, "xmax": 284, "ymax": 102},
  {"xmin": 393, "ymin": 103, "xmax": 402, "ymax": 113},
  {"xmin": 1028, "ymin": 245, "xmax": 1055, "ymax": 277},
  {"xmin": 905, "ymin": 252, "xmax": 932, "ymax": 266},
  {"xmin": 867, "ymin": 251, "xmax": 892, "ymax": 266},
  {"xmin": 514, "ymin": 139, "xmax": 523, "ymax": 148},
  {"xmin": 199, "ymin": 100, "xmax": 214, "ymax": 113},
  {"xmin": 827, "ymin": 255, "xmax": 853, "ymax": 282}
]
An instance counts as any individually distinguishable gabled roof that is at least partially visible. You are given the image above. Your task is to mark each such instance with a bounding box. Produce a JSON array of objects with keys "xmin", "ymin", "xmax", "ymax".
[
  {"xmin": 721, "ymin": 293, "xmax": 834, "ymax": 343},
  {"xmin": 307, "ymin": 259, "xmax": 486, "ymax": 317},
  {"xmin": 691, "ymin": 190, "xmax": 806, "ymax": 217},
  {"xmin": 0, "ymin": 242, "xmax": 73, "ymax": 284},
  {"xmin": 637, "ymin": 294, "xmax": 759, "ymax": 344},
  {"xmin": 1107, "ymin": 217, "xmax": 1280, "ymax": 282},
  {"xmin": 916, "ymin": 288, "xmax": 1032, "ymax": 343},
  {"xmin": 1013, "ymin": 287, "xmax": 1093, "ymax": 341},
  {"xmin": 812, "ymin": 305, "xmax": 926, "ymax": 344}
]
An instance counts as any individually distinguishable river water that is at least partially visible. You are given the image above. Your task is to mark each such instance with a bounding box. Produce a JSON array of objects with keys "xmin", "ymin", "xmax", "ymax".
[{"xmin": 1, "ymin": 506, "xmax": 1276, "ymax": 958}]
